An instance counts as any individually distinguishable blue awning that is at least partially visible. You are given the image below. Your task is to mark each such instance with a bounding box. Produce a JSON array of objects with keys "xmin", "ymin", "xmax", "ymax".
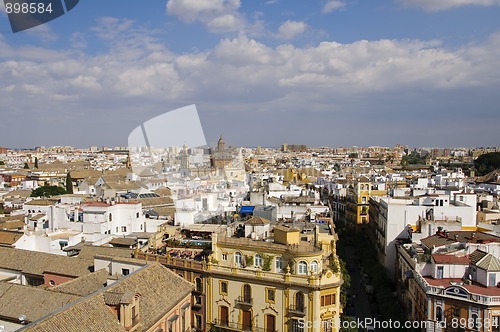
[{"xmin": 239, "ymin": 206, "xmax": 255, "ymax": 214}]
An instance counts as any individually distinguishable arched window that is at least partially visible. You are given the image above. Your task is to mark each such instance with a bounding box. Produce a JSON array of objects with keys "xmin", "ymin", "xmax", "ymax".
[
  {"xmin": 295, "ymin": 292, "xmax": 305, "ymax": 312},
  {"xmin": 235, "ymin": 252, "xmax": 242, "ymax": 267},
  {"xmin": 109, "ymin": 213, "xmax": 112, "ymax": 221},
  {"xmin": 298, "ymin": 261, "xmax": 308, "ymax": 275},
  {"xmin": 361, "ymin": 184, "xmax": 365, "ymax": 190},
  {"xmin": 436, "ymin": 306, "xmax": 443, "ymax": 321},
  {"xmin": 255, "ymin": 254, "xmax": 262, "ymax": 267},
  {"xmin": 310, "ymin": 261, "xmax": 318, "ymax": 273},
  {"xmin": 275, "ymin": 257, "xmax": 283, "ymax": 272},
  {"xmin": 195, "ymin": 278, "xmax": 202, "ymax": 292}
]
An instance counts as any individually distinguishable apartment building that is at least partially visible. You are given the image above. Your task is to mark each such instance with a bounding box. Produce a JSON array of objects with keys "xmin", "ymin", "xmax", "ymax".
[{"xmin": 397, "ymin": 231, "xmax": 500, "ymax": 331}]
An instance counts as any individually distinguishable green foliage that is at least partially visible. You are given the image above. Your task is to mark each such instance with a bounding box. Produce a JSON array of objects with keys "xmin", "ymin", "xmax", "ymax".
[
  {"xmin": 340, "ymin": 316, "xmax": 358, "ymax": 332},
  {"xmin": 65, "ymin": 173, "xmax": 74, "ymax": 194},
  {"xmin": 23, "ymin": 162, "xmax": 30, "ymax": 169},
  {"xmin": 339, "ymin": 258, "xmax": 350, "ymax": 308},
  {"xmin": 401, "ymin": 151, "xmax": 428, "ymax": 166},
  {"xmin": 348, "ymin": 153, "xmax": 358, "ymax": 159},
  {"xmin": 0, "ymin": 160, "xmax": 4, "ymax": 165},
  {"xmin": 262, "ymin": 254, "xmax": 272, "ymax": 271},
  {"xmin": 474, "ymin": 152, "xmax": 500, "ymax": 176},
  {"xmin": 31, "ymin": 185, "xmax": 67, "ymax": 197},
  {"xmin": 244, "ymin": 255, "xmax": 254, "ymax": 267}
]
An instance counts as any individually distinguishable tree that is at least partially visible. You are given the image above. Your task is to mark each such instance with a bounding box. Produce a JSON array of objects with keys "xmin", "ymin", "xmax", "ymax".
[
  {"xmin": 34, "ymin": 157, "xmax": 39, "ymax": 169},
  {"xmin": 65, "ymin": 173, "xmax": 74, "ymax": 194},
  {"xmin": 474, "ymin": 152, "xmax": 500, "ymax": 176},
  {"xmin": 0, "ymin": 160, "xmax": 4, "ymax": 166},
  {"xmin": 23, "ymin": 162, "xmax": 29, "ymax": 169},
  {"xmin": 31, "ymin": 186, "xmax": 67, "ymax": 197}
]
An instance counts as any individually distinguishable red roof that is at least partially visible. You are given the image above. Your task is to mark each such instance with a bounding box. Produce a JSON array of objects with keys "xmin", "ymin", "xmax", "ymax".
[
  {"xmin": 424, "ymin": 277, "xmax": 500, "ymax": 296},
  {"xmin": 432, "ymin": 254, "xmax": 469, "ymax": 265}
]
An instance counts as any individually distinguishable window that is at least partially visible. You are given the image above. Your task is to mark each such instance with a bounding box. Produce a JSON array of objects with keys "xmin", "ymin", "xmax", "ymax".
[
  {"xmin": 255, "ymin": 254, "xmax": 262, "ymax": 267},
  {"xmin": 266, "ymin": 288, "xmax": 275, "ymax": 303},
  {"xmin": 122, "ymin": 268, "xmax": 130, "ymax": 276},
  {"xmin": 489, "ymin": 273, "xmax": 497, "ymax": 287},
  {"xmin": 195, "ymin": 314, "xmax": 203, "ymax": 329},
  {"xmin": 362, "ymin": 196, "xmax": 367, "ymax": 203},
  {"xmin": 436, "ymin": 306, "xmax": 443, "ymax": 321},
  {"xmin": 298, "ymin": 261, "xmax": 308, "ymax": 275},
  {"xmin": 195, "ymin": 295, "xmax": 202, "ymax": 305},
  {"xmin": 109, "ymin": 213, "xmax": 112, "ymax": 221},
  {"xmin": 437, "ymin": 266, "xmax": 443, "ymax": 279},
  {"xmin": 453, "ymin": 307, "xmax": 460, "ymax": 317},
  {"xmin": 235, "ymin": 252, "xmax": 242, "ymax": 267},
  {"xmin": 275, "ymin": 257, "xmax": 283, "ymax": 272},
  {"xmin": 121, "ymin": 226, "xmax": 127, "ymax": 232},
  {"xmin": 321, "ymin": 294, "xmax": 335, "ymax": 306},
  {"xmin": 136, "ymin": 212, "xmax": 140, "ymax": 218},
  {"xmin": 471, "ymin": 313, "xmax": 479, "ymax": 329},
  {"xmin": 310, "ymin": 261, "xmax": 318, "ymax": 273},
  {"xmin": 220, "ymin": 281, "xmax": 228, "ymax": 295},
  {"xmin": 291, "ymin": 319, "xmax": 303, "ymax": 332},
  {"xmin": 360, "ymin": 184, "xmax": 365, "ymax": 190},
  {"xmin": 295, "ymin": 292, "xmax": 305, "ymax": 312},
  {"xmin": 195, "ymin": 278, "xmax": 202, "ymax": 292},
  {"xmin": 222, "ymin": 253, "xmax": 228, "ymax": 261},
  {"xmin": 242, "ymin": 284, "xmax": 252, "ymax": 303}
]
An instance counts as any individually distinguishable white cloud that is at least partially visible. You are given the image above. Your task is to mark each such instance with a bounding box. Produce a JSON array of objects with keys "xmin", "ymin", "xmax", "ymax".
[
  {"xmin": 1, "ymin": 25, "xmax": 500, "ymax": 147},
  {"xmin": 166, "ymin": 0, "xmax": 245, "ymax": 33},
  {"xmin": 396, "ymin": 0, "xmax": 500, "ymax": 11},
  {"xmin": 91, "ymin": 17, "xmax": 135, "ymax": 40},
  {"xmin": 276, "ymin": 20, "xmax": 307, "ymax": 40},
  {"xmin": 322, "ymin": 0, "xmax": 346, "ymax": 14}
]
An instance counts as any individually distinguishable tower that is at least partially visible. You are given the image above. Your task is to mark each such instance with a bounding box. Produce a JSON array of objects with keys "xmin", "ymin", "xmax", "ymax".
[{"xmin": 217, "ymin": 134, "xmax": 225, "ymax": 152}]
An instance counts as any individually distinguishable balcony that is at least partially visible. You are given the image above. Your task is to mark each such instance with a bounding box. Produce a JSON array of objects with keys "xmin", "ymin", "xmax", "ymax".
[
  {"xmin": 211, "ymin": 319, "xmax": 276, "ymax": 332},
  {"xmin": 287, "ymin": 304, "xmax": 306, "ymax": 317},
  {"xmin": 235, "ymin": 296, "xmax": 253, "ymax": 308}
]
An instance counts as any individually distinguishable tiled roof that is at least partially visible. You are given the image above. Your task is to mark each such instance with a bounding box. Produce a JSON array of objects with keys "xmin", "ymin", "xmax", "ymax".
[
  {"xmin": 0, "ymin": 283, "xmax": 79, "ymax": 323},
  {"xmin": 245, "ymin": 216, "xmax": 271, "ymax": 225},
  {"xmin": 470, "ymin": 249, "xmax": 488, "ymax": 265},
  {"xmin": 51, "ymin": 269, "xmax": 109, "ymax": 297},
  {"xmin": 0, "ymin": 247, "xmax": 92, "ymax": 277},
  {"xmin": 76, "ymin": 245, "xmax": 134, "ymax": 261},
  {"xmin": 106, "ymin": 263, "xmax": 194, "ymax": 328},
  {"xmin": 476, "ymin": 254, "xmax": 500, "ymax": 272},
  {"xmin": 21, "ymin": 293, "xmax": 126, "ymax": 332},
  {"xmin": 109, "ymin": 238, "xmax": 137, "ymax": 247},
  {"xmin": 432, "ymin": 254, "xmax": 469, "ymax": 265},
  {"xmin": 0, "ymin": 230, "xmax": 24, "ymax": 246},
  {"xmin": 21, "ymin": 264, "xmax": 194, "ymax": 332},
  {"xmin": 24, "ymin": 199, "xmax": 57, "ymax": 206},
  {"xmin": 421, "ymin": 231, "xmax": 500, "ymax": 249}
]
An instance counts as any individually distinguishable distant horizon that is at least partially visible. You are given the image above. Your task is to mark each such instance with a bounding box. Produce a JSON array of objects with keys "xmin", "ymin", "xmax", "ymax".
[{"xmin": 2, "ymin": 143, "xmax": 499, "ymax": 151}]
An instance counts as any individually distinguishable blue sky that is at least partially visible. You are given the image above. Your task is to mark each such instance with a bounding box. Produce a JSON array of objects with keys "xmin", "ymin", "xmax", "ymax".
[{"xmin": 1, "ymin": 0, "xmax": 500, "ymax": 149}]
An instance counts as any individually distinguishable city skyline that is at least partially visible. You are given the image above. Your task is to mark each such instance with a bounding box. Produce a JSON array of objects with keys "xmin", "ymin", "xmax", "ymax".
[{"xmin": 1, "ymin": 0, "xmax": 500, "ymax": 148}]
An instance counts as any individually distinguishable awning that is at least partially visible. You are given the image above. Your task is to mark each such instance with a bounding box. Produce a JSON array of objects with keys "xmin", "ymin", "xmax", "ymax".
[{"xmin": 239, "ymin": 206, "xmax": 255, "ymax": 214}]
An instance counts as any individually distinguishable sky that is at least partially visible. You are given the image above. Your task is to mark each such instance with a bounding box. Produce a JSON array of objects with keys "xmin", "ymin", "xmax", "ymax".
[{"xmin": 1, "ymin": 0, "xmax": 500, "ymax": 149}]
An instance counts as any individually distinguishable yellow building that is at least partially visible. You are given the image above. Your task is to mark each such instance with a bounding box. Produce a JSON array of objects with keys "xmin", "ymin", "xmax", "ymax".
[
  {"xmin": 346, "ymin": 176, "xmax": 386, "ymax": 229},
  {"xmin": 207, "ymin": 222, "xmax": 342, "ymax": 332}
]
